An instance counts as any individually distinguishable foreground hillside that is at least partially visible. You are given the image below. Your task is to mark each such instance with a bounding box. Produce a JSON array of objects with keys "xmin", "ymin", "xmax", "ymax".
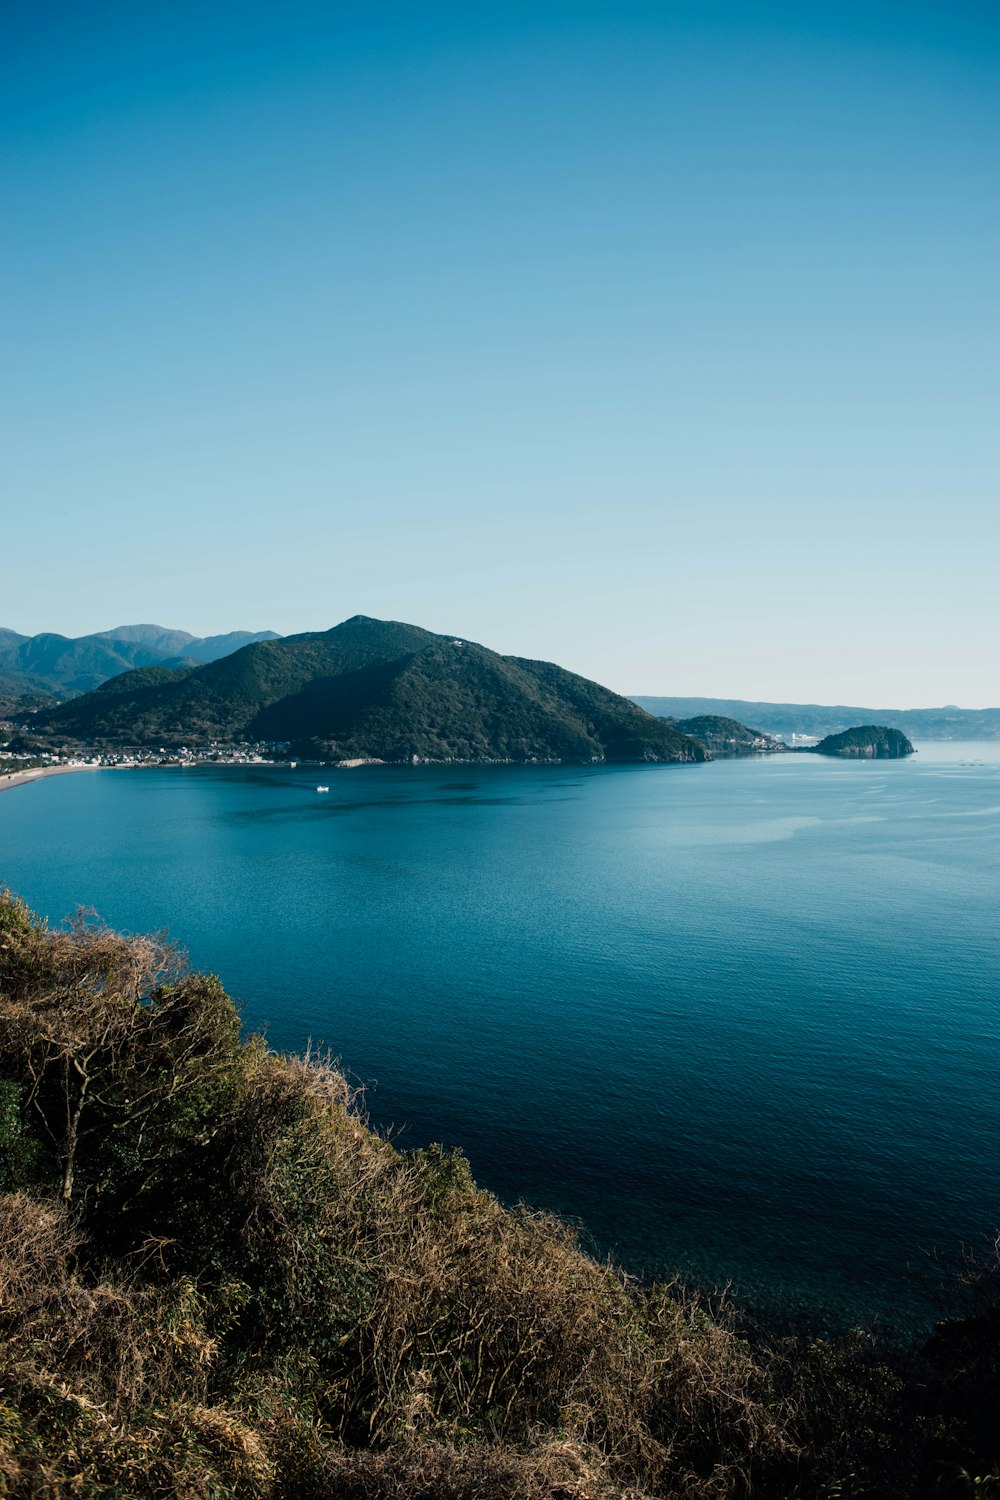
[
  {"xmin": 1, "ymin": 892, "xmax": 998, "ymax": 1498},
  {"xmin": 37, "ymin": 616, "xmax": 707, "ymax": 765}
]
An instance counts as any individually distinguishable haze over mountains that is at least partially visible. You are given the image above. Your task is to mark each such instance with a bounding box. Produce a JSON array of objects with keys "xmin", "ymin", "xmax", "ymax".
[
  {"xmin": 0, "ymin": 624, "xmax": 279, "ymax": 700},
  {"xmin": 634, "ymin": 697, "xmax": 1000, "ymax": 742},
  {"xmin": 33, "ymin": 616, "xmax": 706, "ymax": 766},
  {"xmin": 3, "ymin": 623, "xmax": 996, "ymax": 744}
]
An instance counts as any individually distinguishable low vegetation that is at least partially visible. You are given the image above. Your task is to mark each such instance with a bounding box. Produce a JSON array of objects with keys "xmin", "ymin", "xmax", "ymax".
[{"xmin": 1, "ymin": 891, "xmax": 997, "ymax": 1497}]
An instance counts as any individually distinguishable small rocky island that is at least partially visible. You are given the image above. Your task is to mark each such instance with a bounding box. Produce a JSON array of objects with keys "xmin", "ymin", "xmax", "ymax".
[{"xmin": 810, "ymin": 725, "xmax": 915, "ymax": 759}]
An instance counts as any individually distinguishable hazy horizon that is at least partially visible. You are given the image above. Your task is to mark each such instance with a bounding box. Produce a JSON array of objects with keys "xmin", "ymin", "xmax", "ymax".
[
  {"xmin": 4, "ymin": 3, "xmax": 997, "ymax": 704},
  {"xmin": 2, "ymin": 613, "xmax": 997, "ymax": 711}
]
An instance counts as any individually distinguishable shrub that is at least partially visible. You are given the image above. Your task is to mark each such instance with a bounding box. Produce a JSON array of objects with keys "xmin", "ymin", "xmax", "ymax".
[{"xmin": 1, "ymin": 889, "xmax": 998, "ymax": 1497}]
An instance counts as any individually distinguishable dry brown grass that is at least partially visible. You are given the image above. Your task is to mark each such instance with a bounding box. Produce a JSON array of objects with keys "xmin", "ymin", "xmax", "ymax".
[
  {"xmin": 1, "ymin": 890, "xmax": 993, "ymax": 1497},
  {"xmin": 318, "ymin": 1433, "xmax": 642, "ymax": 1499},
  {"xmin": 0, "ymin": 1036, "xmax": 795, "ymax": 1497}
]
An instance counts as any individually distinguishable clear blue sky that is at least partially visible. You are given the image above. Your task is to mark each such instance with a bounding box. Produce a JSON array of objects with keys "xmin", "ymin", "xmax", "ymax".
[{"xmin": 3, "ymin": 2, "xmax": 997, "ymax": 704}]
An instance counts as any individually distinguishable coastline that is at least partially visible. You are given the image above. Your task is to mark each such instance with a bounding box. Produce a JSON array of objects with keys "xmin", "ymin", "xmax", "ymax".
[{"xmin": 0, "ymin": 764, "xmax": 106, "ymax": 795}]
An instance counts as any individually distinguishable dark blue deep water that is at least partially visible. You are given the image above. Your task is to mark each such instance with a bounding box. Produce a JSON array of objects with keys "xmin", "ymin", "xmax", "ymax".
[{"xmin": 2, "ymin": 744, "xmax": 998, "ymax": 1328}]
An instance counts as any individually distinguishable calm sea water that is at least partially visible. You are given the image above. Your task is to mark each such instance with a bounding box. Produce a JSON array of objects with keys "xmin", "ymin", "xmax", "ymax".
[{"xmin": 2, "ymin": 745, "xmax": 998, "ymax": 1329}]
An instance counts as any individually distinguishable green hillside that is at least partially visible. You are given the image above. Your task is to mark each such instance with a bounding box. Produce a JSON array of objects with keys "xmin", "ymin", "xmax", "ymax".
[
  {"xmin": 39, "ymin": 617, "xmax": 708, "ymax": 765},
  {"xmin": 0, "ymin": 674, "xmax": 57, "ymax": 721}
]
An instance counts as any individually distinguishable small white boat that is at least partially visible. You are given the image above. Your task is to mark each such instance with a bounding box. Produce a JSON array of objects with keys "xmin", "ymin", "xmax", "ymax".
[{"xmin": 316, "ymin": 785, "xmax": 330, "ymax": 793}]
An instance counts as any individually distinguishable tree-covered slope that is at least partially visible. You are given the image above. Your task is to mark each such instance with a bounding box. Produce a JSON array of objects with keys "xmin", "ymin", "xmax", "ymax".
[
  {"xmin": 39, "ymin": 617, "xmax": 708, "ymax": 764},
  {"xmin": 37, "ymin": 619, "xmax": 442, "ymax": 745},
  {"xmin": 0, "ymin": 672, "xmax": 57, "ymax": 721},
  {"xmin": 811, "ymin": 725, "xmax": 915, "ymax": 759}
]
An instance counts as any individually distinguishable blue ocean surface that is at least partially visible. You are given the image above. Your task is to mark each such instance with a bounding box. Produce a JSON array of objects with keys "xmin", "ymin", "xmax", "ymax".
[{"xmin": 2, "ymin": 743, "xmax": 998, "ymax": 1329}]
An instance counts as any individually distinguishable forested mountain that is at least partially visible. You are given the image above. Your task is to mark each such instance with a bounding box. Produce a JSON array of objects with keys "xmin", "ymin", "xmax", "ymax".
[
  {"xmin": 37, "ymin": 616, "xmax": 707, "ymax": 765},
  {"xmin": 0, "ymin": 625, "xmax": 279, "ymax": 699}
]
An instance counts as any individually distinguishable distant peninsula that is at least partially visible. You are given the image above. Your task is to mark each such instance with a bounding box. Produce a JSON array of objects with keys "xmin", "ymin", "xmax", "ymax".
[
  {"xmin": 670, "ymin": 714, "xmax": 788, "ymax": 757},
  {"xmin": 808, "ymin": 726, "xmax": 915, "ymax": 759},
  {"xmin": 30, "ymin": 616, "xmax": 708, "ymax": 767}
]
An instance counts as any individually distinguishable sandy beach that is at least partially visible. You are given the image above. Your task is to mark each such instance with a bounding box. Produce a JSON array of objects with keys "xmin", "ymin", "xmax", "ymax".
[{"xmin": 0, "ymin": 764, "xmax": 105, "ymax": 794}]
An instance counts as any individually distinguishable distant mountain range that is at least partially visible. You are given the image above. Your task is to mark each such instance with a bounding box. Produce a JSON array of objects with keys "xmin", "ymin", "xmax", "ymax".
[
  {"xmin": 32, "ymin": 616, "xmax": 708, "ymax": 765},
  {"xmin": 5, "ymin": 624, "xmax": 992, "ymax": 749},
  {"xmin": 0, "ymin": 624, "xmax": 279, "ymax": 699},
  {"xmin": 632, "ymin": 696, "xmax": 1000, "ymax": 741}
]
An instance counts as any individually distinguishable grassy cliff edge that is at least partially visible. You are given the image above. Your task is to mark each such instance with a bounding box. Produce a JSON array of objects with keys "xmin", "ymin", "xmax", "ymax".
[{"xmin": 0, "ymin": 892, "xmax": 997, "ymax": 1498}]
